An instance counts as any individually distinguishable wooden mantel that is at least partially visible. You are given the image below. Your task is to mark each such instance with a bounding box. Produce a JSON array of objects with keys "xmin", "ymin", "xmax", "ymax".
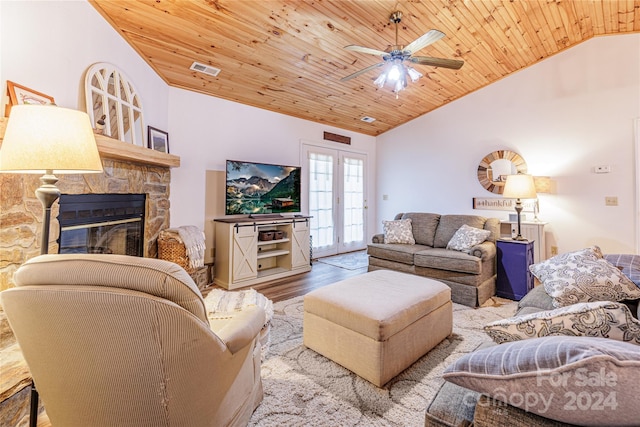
[{"xmin": 0, "ymin": 117, "xmax": 180, "ymax": 168}]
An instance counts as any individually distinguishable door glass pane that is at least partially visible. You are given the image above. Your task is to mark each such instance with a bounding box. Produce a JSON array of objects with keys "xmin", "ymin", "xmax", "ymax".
[
  {"xmin": 309, "ymin": 152, "xmax": 334, "ymax": 249},
  {"xmin": 343, "ymin": 157, "xmax": 364, "ymax": 244}
]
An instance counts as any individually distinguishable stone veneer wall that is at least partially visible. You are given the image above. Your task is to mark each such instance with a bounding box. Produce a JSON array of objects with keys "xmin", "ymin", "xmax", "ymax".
[{"xmin": 0, "ymin": 157, "xmax": 171, "ymax": 292}]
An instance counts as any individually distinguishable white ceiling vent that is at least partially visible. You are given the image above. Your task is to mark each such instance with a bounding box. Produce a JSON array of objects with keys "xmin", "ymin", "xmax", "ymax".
[
  {"xmin": 190, "ymin": 61, "xmax": 221, "ymax": 77},
  {"xmin": 360, "ymin": 116, "xmax": 376, "ymax": 123}
]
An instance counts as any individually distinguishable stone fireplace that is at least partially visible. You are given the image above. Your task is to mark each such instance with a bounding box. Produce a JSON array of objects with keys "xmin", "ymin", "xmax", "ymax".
[
  {"xmin": 58, "ymin": 193, "xmax": 147, "ymax": 257},
  {"xmin": 0, "ymin": 119, "xmax": 179, "ymax": 423},
  {"xmin": 0, "ymin": 156, "xmax": 172, "ymax": 292}
]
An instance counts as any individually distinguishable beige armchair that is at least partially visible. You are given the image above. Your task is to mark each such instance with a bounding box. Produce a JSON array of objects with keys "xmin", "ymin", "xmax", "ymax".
[{"xmin": 1, "ymin": 254, "xmax": 265, "ymax": 427}]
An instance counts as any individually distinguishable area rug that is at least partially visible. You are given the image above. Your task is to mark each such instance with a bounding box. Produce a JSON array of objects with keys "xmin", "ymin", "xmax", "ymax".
[
  {"xmin": 249, "ymin": 296, "xmax": 518, "ymax": 426},
  {"xmin": 316, "ymin": 251, "xmax": 369, "ymax": 270}
]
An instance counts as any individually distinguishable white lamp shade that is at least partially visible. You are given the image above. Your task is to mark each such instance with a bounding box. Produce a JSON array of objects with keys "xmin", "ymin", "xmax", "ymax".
[
  {"xmin": 0, "ymin": 105, "xmax": 103, "ymax": 174},
  {"xmin": 503, "ymin": 174, "xmax": 537, "ymax": 199}
]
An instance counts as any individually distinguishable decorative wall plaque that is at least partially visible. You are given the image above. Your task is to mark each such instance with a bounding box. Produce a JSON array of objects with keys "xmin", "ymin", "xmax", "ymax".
[{"xmin": 473, "ymin": 197, "xmax": 535, "ymax": 212}]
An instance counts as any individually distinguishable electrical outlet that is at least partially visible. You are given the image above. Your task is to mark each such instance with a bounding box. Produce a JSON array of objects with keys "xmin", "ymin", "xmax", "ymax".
[
  {"xmin": 605, "ymin": 196, "xmax": 618, "ymax": 206},
  {"xmin": 382, "ymin": 194, "xmax": 389, "ymax": 201},
  {"xmin": 551, "ymin": 246, "xmax": 558, "ymax": 256}
]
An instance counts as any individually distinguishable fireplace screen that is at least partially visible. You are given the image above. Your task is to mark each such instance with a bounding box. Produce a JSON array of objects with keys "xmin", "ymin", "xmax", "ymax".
[{"xmin": 58, "ymin": 194, "xmax": 146, "ymax": 256}]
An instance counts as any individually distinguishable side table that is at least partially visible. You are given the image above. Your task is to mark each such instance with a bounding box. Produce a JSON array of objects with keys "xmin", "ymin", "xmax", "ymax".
[
  {"xmin": 496, "ymin": 239, "xmax": 535, "ymax": 301},
  {"xmin": 499, "ymin": 221, "xmax": 547, "ymax": 263}
]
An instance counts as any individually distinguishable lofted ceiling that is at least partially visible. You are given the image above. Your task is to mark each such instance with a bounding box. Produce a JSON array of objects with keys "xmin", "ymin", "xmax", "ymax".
[{"xmin": 90, "ymin": 0, "xmax": 640, "ymax": 136}]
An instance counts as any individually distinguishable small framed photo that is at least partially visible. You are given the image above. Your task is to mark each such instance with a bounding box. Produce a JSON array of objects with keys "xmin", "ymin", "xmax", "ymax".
[
  {"xmin": 148, "ymin": 126, "xmax": 170, "ymax": 153},
  {"xmin": 5, "ymin": 81, "xmax": 56, "ymax": 116}
]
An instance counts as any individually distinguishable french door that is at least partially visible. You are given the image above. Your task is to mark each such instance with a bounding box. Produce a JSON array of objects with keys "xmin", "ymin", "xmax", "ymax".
[{"xmin": 302, "ymin": 144, "xmax": 367, "ymax": 258}]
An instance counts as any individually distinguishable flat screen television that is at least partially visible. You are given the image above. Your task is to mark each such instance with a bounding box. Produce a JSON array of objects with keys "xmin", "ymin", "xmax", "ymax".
[{"xmin": 225, "ymin": 160, "xmax": 301, "ymax": 215}]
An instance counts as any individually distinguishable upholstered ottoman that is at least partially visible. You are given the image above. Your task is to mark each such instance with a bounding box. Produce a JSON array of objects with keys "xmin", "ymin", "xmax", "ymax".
[{"xmin": 303, "ymin": 269, "xmax": 453, "ymax": 387}]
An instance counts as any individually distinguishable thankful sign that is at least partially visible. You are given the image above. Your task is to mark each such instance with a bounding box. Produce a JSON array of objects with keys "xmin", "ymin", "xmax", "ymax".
[{"xmin": 473, "ymin": 198, "xmax": 536, "ymax": 212}]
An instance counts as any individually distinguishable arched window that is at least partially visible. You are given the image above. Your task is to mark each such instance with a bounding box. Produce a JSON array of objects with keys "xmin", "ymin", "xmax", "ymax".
[{"xmin": 85, "ymin": 63, "xmax": 145, "ymax": 146}]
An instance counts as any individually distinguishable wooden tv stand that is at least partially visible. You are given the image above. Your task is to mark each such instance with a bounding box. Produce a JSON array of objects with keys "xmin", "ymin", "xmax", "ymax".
[{"xmin": 213, "ymin": 216, "xmax": 311, "ymax": 289}]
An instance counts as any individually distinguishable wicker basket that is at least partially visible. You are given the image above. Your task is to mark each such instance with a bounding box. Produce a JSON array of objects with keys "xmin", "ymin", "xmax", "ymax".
[
  {"xmin": 158, "ymin": 230, "xmax": 193, "ymax": 273},
  {"xmin": 157, "ymin": 229, "xmax": 210, "ymax": 290}
]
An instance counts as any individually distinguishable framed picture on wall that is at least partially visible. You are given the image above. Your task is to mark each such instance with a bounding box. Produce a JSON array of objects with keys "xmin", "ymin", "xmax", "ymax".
[
  {"xmin": 148, "ymin": 126, "xmax": 169, "ymax": 153},
  {"xmin": 5, "ymin": 81, "xmax": 56, "ymax": 116}
]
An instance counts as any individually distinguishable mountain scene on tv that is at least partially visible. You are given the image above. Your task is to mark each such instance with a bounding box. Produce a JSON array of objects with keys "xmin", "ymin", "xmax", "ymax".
[{"xmin": 226, "ymin": 161, "xmax": 301, "ymax": 214}]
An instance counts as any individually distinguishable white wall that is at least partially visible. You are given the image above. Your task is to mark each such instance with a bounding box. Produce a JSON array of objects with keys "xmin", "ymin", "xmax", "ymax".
[
  {"xmin": 0, "ymin": 1, "xmax": 168, "ymax": 126},
  {"xmin": 167, "ymin": 87, "xmax": 377, "ymax": 231},
  {"xmin": 376, "ymin": 34, "xmax": 640, "ymax": 255}
]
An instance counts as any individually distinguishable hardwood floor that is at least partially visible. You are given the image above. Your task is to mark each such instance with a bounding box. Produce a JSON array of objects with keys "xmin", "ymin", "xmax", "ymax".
[{"xmin": 204, "ymin": 252, "xmax": 368, "ymax": 303}]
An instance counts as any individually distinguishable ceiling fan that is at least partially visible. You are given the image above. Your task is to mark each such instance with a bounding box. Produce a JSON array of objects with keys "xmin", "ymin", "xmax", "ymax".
[{"xmin": 341, "ymin": 11, "xmax": 463, "ymax": 96}]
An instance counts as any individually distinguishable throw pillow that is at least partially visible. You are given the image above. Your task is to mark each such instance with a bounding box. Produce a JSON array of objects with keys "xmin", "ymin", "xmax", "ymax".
[
  {"xmin": 446, "ymin": 224, "xmax": 491, "ymax": 253},
  {"xmin": 529, "ymin": 246, "xmax": 640, "ymax": 307},
  {"xmin": 443, "ymin": 336, "xmax": 640, "ymax": 426},
  {"xmin": 484, "ymin": 301, "xmax": 640, "ymax": 345},
  {"xmin": 382, "ymin": 218, "xmax": 415, "ymax": 244},
  {"xmin": 604, "ymin": 254, "xmax": 640, "ymax": 288}
]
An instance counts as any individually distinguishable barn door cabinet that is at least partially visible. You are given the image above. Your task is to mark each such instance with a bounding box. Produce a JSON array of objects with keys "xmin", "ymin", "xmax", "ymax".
[{"xmin": 214, "ymin": 216, "xmax": 311, "ymax": 289}]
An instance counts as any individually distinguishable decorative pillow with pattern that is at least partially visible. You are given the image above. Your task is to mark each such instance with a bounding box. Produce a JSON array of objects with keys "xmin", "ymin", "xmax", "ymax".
[
  {"xmin": 443, "ymin": 336, "xmax": 640, "ymax": 426},
  {"xmin": 529, "ymin": 246, "xmax": 640, "ymax": 307},
  {"xmin": 604, "ymin": 254, "xmax": 640, "ymax": 288},
  {"xmin": 484, "ymin": 301, "xmax": 640, "ymax": 345},
  {"xmin": 446, "ymin": 224, "xmax": 491, "ymax": 253},
  {"xmin": 382, "ymin": 218, "xmax": 415, "ymax": 244}
]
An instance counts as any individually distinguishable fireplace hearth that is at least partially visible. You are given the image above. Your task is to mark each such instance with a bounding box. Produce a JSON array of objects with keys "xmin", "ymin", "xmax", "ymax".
[{"xmin": 58, "ymin": 194, "xmax": 146, "ymax": 257}]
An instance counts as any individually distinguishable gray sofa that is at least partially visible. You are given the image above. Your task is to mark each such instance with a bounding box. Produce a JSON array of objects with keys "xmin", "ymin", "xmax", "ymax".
[
  {"xmin": 426, "ymin": 274, "xmax": 640, "ymax": 427},
  {"xmin": 368, "ymin": 213, "xmax": 500, "ymax": 307}
]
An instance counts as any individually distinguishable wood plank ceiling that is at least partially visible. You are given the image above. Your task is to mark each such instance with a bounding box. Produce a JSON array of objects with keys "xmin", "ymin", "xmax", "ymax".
[{"xmin": 90, "ymin": 0, "xmax": 640, "ymax": 136}]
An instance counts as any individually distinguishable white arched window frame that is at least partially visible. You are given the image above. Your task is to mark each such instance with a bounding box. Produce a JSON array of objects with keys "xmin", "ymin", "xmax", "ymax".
[{"xmin": 85, "ymin": 63, "xmax": 145, "ymax": 146}]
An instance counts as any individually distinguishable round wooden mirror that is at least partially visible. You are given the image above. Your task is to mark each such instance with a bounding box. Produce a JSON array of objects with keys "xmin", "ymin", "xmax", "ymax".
[{"xmin": 477, "ymin": 150, "xmax": 527, "ymax": 194}]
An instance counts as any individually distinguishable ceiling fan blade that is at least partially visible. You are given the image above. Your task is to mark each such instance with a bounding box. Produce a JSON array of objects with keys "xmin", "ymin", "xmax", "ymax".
[
  {"xmin": 340, "ymin": 62, "xmax": 386, "ymax": 81},
  {"xmin": 403, "ymin": 29, "xmax": 445, "ymax": 55},
  {"xmin": 344, "ymin": 45, "xmax": 389, "ymax": 57},
  {"xmin": 410, "ymin": 56, "xmax": 464, "ymax": 70}
]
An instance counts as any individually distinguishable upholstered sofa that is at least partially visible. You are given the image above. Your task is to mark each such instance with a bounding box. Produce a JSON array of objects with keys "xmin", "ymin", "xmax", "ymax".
[
  {"xmin": 368, "ymin": 213, "xmax": 500, "ymax": 307},
  {"xmin": 425, "ymin": 250, "xmax": 640, "ymax": 427}
]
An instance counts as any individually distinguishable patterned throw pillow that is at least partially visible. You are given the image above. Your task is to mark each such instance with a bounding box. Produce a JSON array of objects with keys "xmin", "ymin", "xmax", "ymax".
[
  {"xmin": 529, "ymin": 246, "xmax": 640, "ymax": 307},
  {"xmin": 605, "ymin": 254, "xmax": 640, "ymax": 288},
  {"xmin": 446, "ymin": 224, "xmax": 491, "ymax": 253},
  {"xmin": 484, "ymin": 301, "xmax": 640, "ymax": 345},
  {"xmin": 382, "ymin": 218, "xmax": 415, "ymax": 244},
  {"xmin": 443, "ymin": 336, "xmax": 640, "ymax": 426}
]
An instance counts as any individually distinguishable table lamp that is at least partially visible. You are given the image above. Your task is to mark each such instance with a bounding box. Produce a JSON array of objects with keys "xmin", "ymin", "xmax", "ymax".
[
  {"xmin": 0, "ymin": 104, "xmax": 103, "ymax": 427},
  {"xmin": 0, "ymin": 104, "xmax": 103, "ymax": 254},
  {"xmin": 503, "ymin": 174, "xmax": 537, "ymax": 241}
]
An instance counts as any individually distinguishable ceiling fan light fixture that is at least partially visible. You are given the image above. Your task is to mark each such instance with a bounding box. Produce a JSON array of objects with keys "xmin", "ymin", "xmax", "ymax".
[
  {"xmin": 373, "ymin": 72, "xmax": 387, "ymax": 88},
  {"xmin": 341, "ymin": 10, "xmax": 463, "ymax": 99},
  {"xmin": 387, "ymin": 62, "xmax": 403, "ymax": 81},
  {"xmin": 407, "ymin": 66, "xmax": 423, "ymax": 82},
  {"xmin": 393, "ymin": 78, "xmax": 405, "ymax": 94}
]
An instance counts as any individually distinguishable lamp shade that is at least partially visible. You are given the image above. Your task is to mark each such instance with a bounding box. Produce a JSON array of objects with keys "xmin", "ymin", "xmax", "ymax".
[
  {"xmin": 0, "ymin": 105, "xmax": 103, "ymax": 174},
  {"xmin": 503, "ymin": 174, "xmax": 537, "ymax": 199},
  {"xmin": 534, "ymin": 176, "xmax": 553, "ymax": 193}
]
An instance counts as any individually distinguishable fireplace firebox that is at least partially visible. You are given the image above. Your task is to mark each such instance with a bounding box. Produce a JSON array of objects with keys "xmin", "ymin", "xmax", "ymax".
[{"xmin": 57, "ymin": 194, "xmax": 146, "ymax": 257}]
